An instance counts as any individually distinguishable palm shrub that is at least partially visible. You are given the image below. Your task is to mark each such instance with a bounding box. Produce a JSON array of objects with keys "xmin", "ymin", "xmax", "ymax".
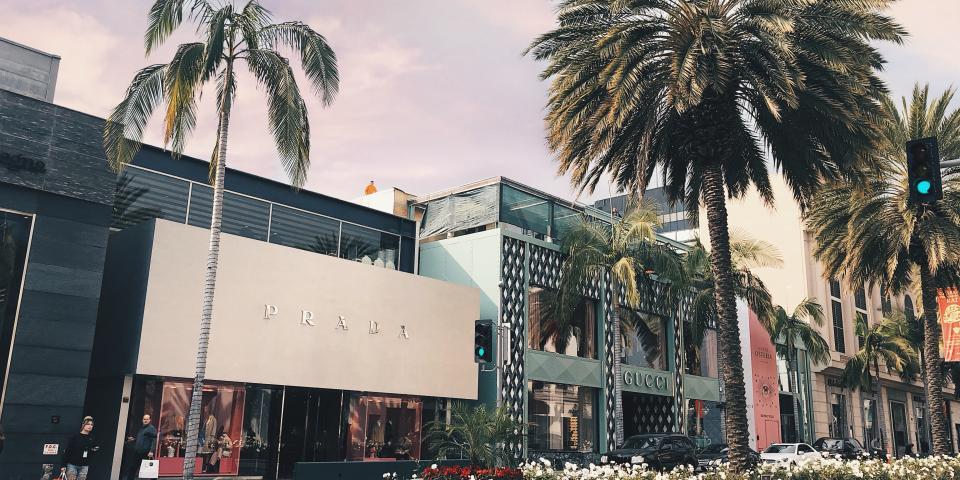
[
  {"xmin": 763, "ymin": 299, "xmax": 830, "ymax": 442},
  {"xmin": 527, "ymin": 0, "xmax": 903, "ymax": 468},
  {"xmin": 423, "ymin": 402, "xmax": 525, "ymax": 468},
  {"xmin": 102, "ymin": 1, "xmax": 338, "ymax": 476},
  {"xmin": 805, "ymin": 85, "xmax": 960, "ymax": 455}
]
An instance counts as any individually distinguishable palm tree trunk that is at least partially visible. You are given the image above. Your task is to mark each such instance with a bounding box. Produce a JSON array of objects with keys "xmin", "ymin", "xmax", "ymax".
[
  {"xmin": 701, "ymin": 162, "xmax": 750, "ymax": 471},
  {"xmin": 182, "ymin": 61, "xmax": 234, "ymax": 480},
  {"xmin": 919, "ymin": 262, "xmax": 951, "ymax": 455},
  {"xmin": 612, "ymin": 306, "xmax": 625, "ymax": 447}
]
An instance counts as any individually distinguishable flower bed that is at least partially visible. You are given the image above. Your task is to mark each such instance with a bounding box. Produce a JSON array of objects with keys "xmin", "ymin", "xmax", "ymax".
[{"xmin": 387, "ymin": 456, "xmax": 960, "ymax": 480}]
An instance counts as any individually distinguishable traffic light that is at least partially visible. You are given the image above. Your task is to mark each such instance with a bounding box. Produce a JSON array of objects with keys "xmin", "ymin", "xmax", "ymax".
[
  {"xmin": 475, "ymin": 319, "xmax": 493, "ymax": 364},
  {"xmin": 907, "ymin": 137, "xmax": 942, "ymax": 205}
]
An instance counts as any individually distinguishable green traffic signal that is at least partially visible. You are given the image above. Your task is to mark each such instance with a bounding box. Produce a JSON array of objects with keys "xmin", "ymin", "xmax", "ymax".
[
  {"xmin": 477, "ymin": 347, "xmax": 485, "ymax": 357},
  {"xmin": 917, "ymin": 180, "xmax": 932, "ymax": 194}
]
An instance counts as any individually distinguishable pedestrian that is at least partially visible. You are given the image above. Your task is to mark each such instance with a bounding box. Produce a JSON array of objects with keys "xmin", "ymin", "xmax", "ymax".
[
  {"xmin": 123, "ymin": 414, "xmax": 157, "ymax": 480},
  {"xmin": 0, "ymin": 422, "xmax": 5, "ymax": 456},
  {"xmin": 62, "ymin": 417, "xmax": 99, "ymax": 480}
]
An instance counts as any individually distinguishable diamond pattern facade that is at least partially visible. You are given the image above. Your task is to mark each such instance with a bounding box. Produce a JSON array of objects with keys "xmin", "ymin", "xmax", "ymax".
[{"xmin": 500, "ymin": 236, "xmax": 526, "ymax": 458}]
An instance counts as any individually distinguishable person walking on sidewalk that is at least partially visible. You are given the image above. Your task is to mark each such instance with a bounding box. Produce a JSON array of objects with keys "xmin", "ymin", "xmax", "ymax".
[
  {"xmin": 62, "ymin": 417, "xmax": 99, "ymax": 480},
  {"xmin": 123, "ymin": 414, "xmax": 157, "ymax": 480}
]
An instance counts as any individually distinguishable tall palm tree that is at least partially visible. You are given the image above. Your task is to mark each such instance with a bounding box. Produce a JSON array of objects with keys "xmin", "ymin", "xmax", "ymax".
[
  {"xmin": 764, "ymin": 299, "xmax": 830, "ymax": 442},
  {"xmin": 841, "ymin": 314, "xmax": 918, "ymax": 455},
  {"xmin": 102, "ymin": 1, "xmax": 338, "ymax": 476},
  {"xmin": 526, "ymin": 1, "xmax": 902, "ymax": 468},
  {"xmin": 806, "ymin": 84, "xmax": 960, "ymax": 455},
  {"xmin": 551, "ymin": 201, "xmax": 682, "ymax": 447}
]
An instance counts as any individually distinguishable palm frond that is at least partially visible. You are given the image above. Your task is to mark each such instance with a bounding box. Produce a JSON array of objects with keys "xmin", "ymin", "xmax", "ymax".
[
  {"xmin": 104, "ymin": 64, "xmax": 167, "ymax": 170},
  {"xmin": 258, "ymin": 21, "xmax": 340, "ymax": 105}
]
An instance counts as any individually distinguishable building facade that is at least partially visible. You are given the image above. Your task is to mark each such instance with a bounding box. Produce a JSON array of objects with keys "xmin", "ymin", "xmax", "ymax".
[
  {"xmin": 414, "ymin": 178, "xmax": 723, "ymax": 461},
  {"xmin": 709, "ymin": 173, "xmax": 954, "ymax": 458},
  {"xmin": 0, "ymin": 89, "xmax": 115, "ymax": 479}
]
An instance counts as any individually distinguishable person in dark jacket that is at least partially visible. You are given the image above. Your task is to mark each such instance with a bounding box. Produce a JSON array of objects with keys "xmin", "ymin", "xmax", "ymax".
[
  {"xmin": 123, "ymin": 414, "xmax": 157, "ymax": 480},
  {"xmin": 62, "ymin": 417, "xmax": 98, "ymax": 480}
]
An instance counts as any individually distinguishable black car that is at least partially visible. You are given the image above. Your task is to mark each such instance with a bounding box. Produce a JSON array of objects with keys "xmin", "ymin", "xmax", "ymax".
[
  {"xmin": 812, "ymin": 437, "xmax": 879, "ymax": 460},
  {"xmin": 696, "ymin": 443, "xmax": 761, "ymax": 469},
  {"xmin": 600, "ymin": 434, "xmax": 698, "ymax": 471}
]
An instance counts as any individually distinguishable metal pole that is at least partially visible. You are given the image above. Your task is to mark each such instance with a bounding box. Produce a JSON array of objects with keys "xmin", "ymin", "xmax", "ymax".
[{"xmin": 941, "ymin": 158, "xmax": 960, "ymax": 168}]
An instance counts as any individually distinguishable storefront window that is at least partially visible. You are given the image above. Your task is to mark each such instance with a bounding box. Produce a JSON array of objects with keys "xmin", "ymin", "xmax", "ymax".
[
  {"xmin": 684, "ymin": 326, "xmax": 718, "ymax": 377},
  {"xmin": 527, "ymin": 381, "xmax": 597, "ymax": 452},
  {"xmin": 528, "ymin": 287, "xmax": 597, "ymax": 359},
  {"xmin": 863, "ymin": 398, "xmax": 880, "ymax": 450},
  {"xmin": 687, "ymin": 399, "xmax": 723, "ymax": 448},
  {"xmin": 239, "ymin": 386, "xmax": 282, "ymax": 477},
  {"xmin": 619, "ymin": 309, "xmax": 666, "ymax": 370},
  {"xmin": 0, "ymin": 211, "xmax": 32, "ymax": 404},
  {"xmin": 339, "ymin": 223, "xmax": 400, "ymax": 269},
  {"xmin": 156, "ymin": 380, "xmax": 246, "ymax": 476},
  {"xmin": 829, "ymin": 392, "xmax": 848, "ymax": 438},
  {"xmin": 346, "ymin": 393, "xmax": 423, "ymax": 461},
  {"xmin": 915, "ymin": 400, "xmax": 931, "ymax": 455}
]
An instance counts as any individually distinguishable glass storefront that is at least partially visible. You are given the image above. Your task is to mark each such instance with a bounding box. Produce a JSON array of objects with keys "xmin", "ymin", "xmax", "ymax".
[
  {"xmin": 528, "ymin": 287, "xmax": 597, "ymax": 359},
  {"xmin": 618, "ymin": 309, "xmax": 666, "ymax": 370},
  {"xmin": 863, "ymin": 398, "xmax": 880, "ymax": 450},
  {"xmin": 829, "ymin": 392, "xmax": 849, "ymax": 438},
  {"xmin": 687, "ymin": 399, "xmax": 723, "ymax": 448},
  {"xmin": 125, "ymin": 378, "xmax": 449, "ymax": 479},
  {"xmin": 915, "ymin": 399, "xmax": 931, "ymax": 455},
  {"xmin": 527, "ymin": 381, "xmax": 597, "ymax": 452},
  {"xmin": 684, "ymin": 326, "xmax": 718, "ymax": 378},
  {"xmin": 0, "ymin": 211, "xmax": 33, "ymax": 408}
]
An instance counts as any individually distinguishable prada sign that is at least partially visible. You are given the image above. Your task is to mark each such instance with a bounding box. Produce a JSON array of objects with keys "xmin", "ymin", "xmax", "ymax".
[{"xmin": 263, "ymin": 304, "xmax": 411, "ymax": 338}]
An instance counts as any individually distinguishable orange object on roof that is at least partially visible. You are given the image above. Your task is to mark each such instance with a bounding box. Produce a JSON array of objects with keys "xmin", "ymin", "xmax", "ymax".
[{"xmin": 364, "ymin": 181, "xmax": 377, "ymax": 195}]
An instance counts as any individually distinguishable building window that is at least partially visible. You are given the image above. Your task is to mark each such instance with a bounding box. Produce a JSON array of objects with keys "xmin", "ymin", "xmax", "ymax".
[
  {"xmin": 346, "ymin": 393, "xmax": 423, "ymax": 461},
  {"xmin": 684, "ymin": 326, "xmax": 718, "ymax": 378},
  {"xmin": 527, "ymin": 381, "xmax": 597, "ymax": 452},
  {"xmin": 0, "ymin": 211, "xmax": 32, "ymax": 409},
  {"xmin": 339, "ymin": 223, "xmax": 400, "ymax": 269},
  {"xmin": 829, "ymin": 392, "xmax": 848, "ymax": 438},
  {"xmin": 112, "ymin": 169, "xmax": 190, "ymax": 229},
  {"xmin": 830, "ymin": 279, "xmax": 845, "ymax": 353},
  {"xmin": 687, "ymin": 399, "xmax": 723, "ymax": 447},
  {"xmin": 618, "ymin": 309, "xmax": 666, "ymax": 370},
  {"xmin": 855, "ymin": 286, "xmax": 867, "ymax": 349},
  {"xmin": 500, "ymin": 184, "xmax": 552, "ymax": 237},
  {"xmin": 863, "ymin": 398, "xmax": 880, "ymax": 450},
  {"xmin": 915, "ymin": 399, "xmax": 931, "ymax": 455},
  {"xmin": 187, "ymin": 186, "xmax": 270, "ymax": 241},
  {"xmin": 528, "ymin": 287, "xmax": 597, "ymax": 359}
]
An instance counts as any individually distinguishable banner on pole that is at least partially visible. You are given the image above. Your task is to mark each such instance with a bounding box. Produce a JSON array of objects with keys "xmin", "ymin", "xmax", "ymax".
[{"xmin": 938, "ymin": 289, "xmax": 960, "ymax": 362}]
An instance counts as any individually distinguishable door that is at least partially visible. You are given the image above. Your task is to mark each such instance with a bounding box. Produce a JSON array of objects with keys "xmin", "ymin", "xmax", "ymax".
[
  {"xmin": 890, "ymin": 401, "xmax": 908, "ymax": 458},
  {"xmin": 276, "ymin": 388, "xmax": 345, "ymax": 479}
]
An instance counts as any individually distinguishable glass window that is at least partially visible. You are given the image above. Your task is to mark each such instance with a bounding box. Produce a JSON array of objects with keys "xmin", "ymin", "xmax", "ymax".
[
  {"xmin": 915, "ymin": 400, "xmax": 931, "ymax": 454},
  {"xmin": 684, "ymin": 326, "xmax": 718, "ymax": 378},
  {"xmin": 346, "ymin": 393, "xmax": 423, "ymax": 461},
  {"xmin": 830, "ymin": 279, "xmax": 845, "ymax": 353},
  {"xmin": 863, "ymin": 398, "xmax": 880, "ymax": 450},
  {"xmin": 552, "ymin": 204, "xmax": 581, "ymax": 241},
  {"xmin": 113, "ymin": 169, "xmax": 189, "ymax": 228},
  {"xmin": 155, "ymin": 379, "xmax": 246, "ymax": 476},
  {"xmin": 239, "ymin": 386, "xmax": 282, "ymax": 477},
  {"xmin": 268, "ymin": 205, "xmax": 341, "ymax": 256},
  {"xmin": 829, "ymin": 392, "xmax": 848, "ymax": 438},
  {"xmin": 528, "ymin": 287, "xmax": 597, "ymax": 359},
  {"xmin": 687, "ymin": 399, "xmax": 723, "ymax": 448},
  {"xmin": 500, "ymin": 184, "xmax": 551, "ymax": 237},
  {"xmin": 0, "ymin": 211, "xmax": 31, "ymax": 400},
  {"xmin": 527, "ymin": 381, "xmax": 597, "ymax": 452},
  {"xmin": 340, "ymin": 223, "xmax": 400, "ymax": 269},
  {"xmin": 618, "ymin": 309, "xmax": 666, "ymax": 370},
  {"xmin": 187, "ymin": 185, "xmax": 270, "ymax": 241}
]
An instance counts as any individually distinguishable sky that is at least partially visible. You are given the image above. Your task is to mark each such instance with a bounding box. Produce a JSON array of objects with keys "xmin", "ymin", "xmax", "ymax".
[{"xmin": 2, "ymin": 0, "xmax": 959, "ymax": 205}]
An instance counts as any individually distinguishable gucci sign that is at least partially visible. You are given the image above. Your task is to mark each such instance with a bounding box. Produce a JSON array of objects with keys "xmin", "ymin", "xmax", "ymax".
[
  {"xmin": 262, "ymin": 304, "xmax": 410, "ymax": 339},
  {"xmin": 623, "ymin": 371, "xmax": 668, "ymax": 391}
]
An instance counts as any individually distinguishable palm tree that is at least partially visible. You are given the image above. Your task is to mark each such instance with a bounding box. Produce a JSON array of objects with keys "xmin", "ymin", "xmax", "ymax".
[
  {"xmin": 550, "ymin": 201, "xmax": 682, "ymax": 447},
  {"xmin": 423, "ymin": 402, "xmax": 525, "ymax": 468},
  {"xmin": 805, "ymin": 84, "xmax": 960, "ymax": 455},
  {"xmin": 526, "ymin": 1, "xmax": 902, "ymax": 468},
  {"xmin": 102, "ymin": 1, "xmax": 338, "ymax": 476},
  {"xmin": 764, "ymin": 299, "xmax": 830, "ymax": 442},
  {"xmin": 841, "ymin": 314, "xmax": 918, "ymax": 455}
]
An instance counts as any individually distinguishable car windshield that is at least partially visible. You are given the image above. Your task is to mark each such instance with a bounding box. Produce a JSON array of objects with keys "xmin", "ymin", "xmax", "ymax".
[
  {"xmin": 815, "ymin": 439, "xmax": 843, "ymax": 450},
  {"xmin": 699, "ymin": 444, "xmax": 728, "ymax": 454},
  {"xmin": 764, "ymin": 444, "xmax": 797, "ymax": 454},
  {"xmin": 622, "ymin": 436, "xmax": 661, "ymax": 450}
]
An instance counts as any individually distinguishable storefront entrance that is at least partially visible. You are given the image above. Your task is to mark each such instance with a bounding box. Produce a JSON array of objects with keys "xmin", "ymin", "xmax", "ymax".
[
  {"xmin": 276, "ymin": 388, "xmax": 344, "ymax": 479},
  {"xmin": 622, "ymin": 392, "xmax": 674, "ymax": 440},
  {"xmin": 890, "ymin": 400, "xmax": 909, "ymax": 458}
]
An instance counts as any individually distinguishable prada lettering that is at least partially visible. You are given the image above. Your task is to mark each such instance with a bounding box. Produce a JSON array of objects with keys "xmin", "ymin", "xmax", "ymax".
[
  {"xmin": 623, "ymin": 371, "xmax": 667, "ymax": 391},
  {"xmin": 0, "ymin": 152, "xmax": 46, "ymax": 174},
  {"xmin": 263, "ymin": 304, "xmax": 409, "ymax": 338}
]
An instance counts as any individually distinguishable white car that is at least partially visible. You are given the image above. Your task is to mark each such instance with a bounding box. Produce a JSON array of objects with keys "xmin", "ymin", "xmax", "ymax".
[{"xmin": 760, "ymin": 443, "xmax": 821, "ymax": 464}]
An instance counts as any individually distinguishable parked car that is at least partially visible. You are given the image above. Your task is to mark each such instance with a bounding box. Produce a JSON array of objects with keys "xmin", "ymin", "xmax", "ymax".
[
  {"xmin": 760, "ymin": 443, "xmax": 821, "ymax": 464},
  {"xmin": 600, "ymin": 434, "xmax": 698, "ymax": 471},
  {"xmin": 812, "ymin": 437, "xmax": 880, "ymax": 460},
  {"xmin": 696, "ymin": 443, "xmax": 761, "ymax": 469}
]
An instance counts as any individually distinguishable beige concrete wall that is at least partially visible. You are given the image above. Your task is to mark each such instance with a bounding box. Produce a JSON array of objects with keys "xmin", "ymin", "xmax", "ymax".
[{"xmin": 136, "ymin": 220, "xmax": 480, "ymax": 399}]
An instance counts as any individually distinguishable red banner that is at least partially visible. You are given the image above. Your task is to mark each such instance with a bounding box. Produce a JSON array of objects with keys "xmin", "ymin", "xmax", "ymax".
[
  {"xmin": 749, "ymin": 309, "xmax": 781, "ymax": 451},
  {"xmin": 939, "ymin": 289, "xmax": 960, "ymax": 362}
]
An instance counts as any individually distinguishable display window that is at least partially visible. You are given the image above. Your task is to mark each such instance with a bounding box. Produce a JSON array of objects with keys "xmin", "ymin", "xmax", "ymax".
[
  {"xmin": 527, "ymin": 381, "xmax": 597, "ymax": 452},
  {"xmin": 346, "ymin": 393, "xmax": 423, "ymax": 461},
  {"xmin": 155, "ymin": 380, "xmax": 246, "ymax": 476}
]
